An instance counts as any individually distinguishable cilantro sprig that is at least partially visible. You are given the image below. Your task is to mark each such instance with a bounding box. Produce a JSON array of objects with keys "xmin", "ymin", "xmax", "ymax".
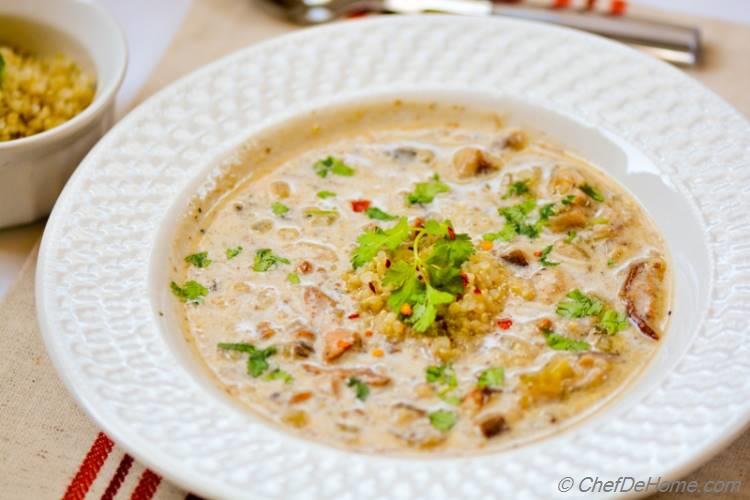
[
  {"xmin": 347, "ymin": 377, "xmax": 370, "ymax": 401},
  {"xmin": 170, "ymin": 280, "xmax": 208, "ymax": 304},
  {"xmin": 253, "ymin": 249, "xmax": 290, "ymax": 272},
  {"xmin": 382, "ymin": 220, "xmax": 474, "ymax": 332},
  {"xmin": 544, "ymin": 331, "xmax": 590, "ymax": 352},
  {"xmin": 185, "ymin": 251, "xmax": 212, "ymax": 268},
  {"xmin": 407, "ymin": 174, "xmax": 450, "ymax": 205},
  {"xmin": 556, "ymin": 289, "xmax": 629, "ymax": 336},
  {"xmin": 477, "ymin": 367, "xmax": 505, "ymax": 389},
  {"xmin": 217, "ymin": 342, "xmax": 277, "ymax": 377},
  {"xmin": 351, "ymin": 217, "xmax": 410, "ymax": 268},
  {"xmin": 313, "ymin": 156, "xmax": 355, "ymax": 178}
]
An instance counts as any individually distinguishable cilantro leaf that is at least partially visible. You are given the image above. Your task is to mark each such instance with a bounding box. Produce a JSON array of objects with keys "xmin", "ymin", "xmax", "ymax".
[
  {"xmin": 483, "ymin": 223, "xmax": 516, "ymax": 242},
  {"xmin": 539, "ymin": 244, "xmax": 559, "ymax": 267},
  {"xmin": 217, "ymin": 343, "xmax": 277, "ymax": 377},
  {"xmin": 317, "ymin": 190, "xmax": 336, "ymax": 199},
  {"xmin": 504, "ymin": 180, "xmax": 530, "ymax": 198},
  {"xmin": 410, "ymin": 285, "xmax": 454, "ymax": 332},
  {"xmin": 428, "ymin": 410, "xmax": 457, "ymax": 432},
  {"xmin": 539, "ymin": 203, "xmax": 556, "ymax": 221},
  {"xmin": 426, "ymin": 364, "xmax": 457, "ymax": 387},
  {"xmin": 477, "ymin": 367, "xmax": 505, "ymax": 389},
  {"xmin": 253, "ymin": 248, "xmax": 290, "ymax": 272},
  {"xmin": 565, "ymin": 231, "xmax": 577, "ymax": 243},
  {"xmin": 422, "ymin": 219, "xmax": 451, "ymax": 237},
  {"xmin": 170, "ymin": 280, "xmax": 208, "ymax": 303},
  {"xmin": 351, "ymin": 217, "xmax": 410, "ymax": 268},
  {"xmin": 407, "ymin": 174, "xmax": 450, "ymax": 205},
  {"xmin": 580, "ymin": 183, "xmax": 604, "ymax": 202},
  {"xmin": 600, "ymin": 309, "xmax": 628, "ymax": 335},
  {"xmin": 365, "ymin": 206, "xmax": 397, "ymax": 221},
  {"xmin": 561, "ymin": 194, "xmax": 576, "ymax": 205},
  {"xmin": 271, "ymin": 201, "xmax": 289, "ymax": 216},
  {"xmin": 426, "ymin": 234, "xmax": 474, "ymax": 294},
  {"xmin": 265, "ymin": 368, "xmax": 293, "ymax": 384},
  {"xmin": 497, "ymin": 198, "xmax": 542, "ymax": 240},
  {"xmin": 184, "ymin": 251, "xmax": 212, "ymax": 268},
  {"xmin": 544, "ymin": 331, "xmax": 590, "ymax": 352},
  {"xmin": 226, "ymin": 246, "xmax": 243, "ymax": 259},
  {"xmin": 287, "ymin": 272, "xmax": 300, "ymax": 284},
  {"xmin": 313, "ymin": 156, "xmax": 355, "ymax": 178},
  {"xmin": 556, "ymin": 289, "xmax": 603, "ymax": 318},
  {"xmin": 383, "ymin": 260, "xmax": 422, "ymax": 311},
  {"xmin": 347, "ymin": 377, "xmax": 370, "ymax": 401}
]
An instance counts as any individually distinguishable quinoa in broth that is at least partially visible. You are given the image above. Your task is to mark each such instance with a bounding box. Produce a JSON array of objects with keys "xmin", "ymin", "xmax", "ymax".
[{"xmin": 170, "ymin": 101, "xmax": 671, "ymax": 454}]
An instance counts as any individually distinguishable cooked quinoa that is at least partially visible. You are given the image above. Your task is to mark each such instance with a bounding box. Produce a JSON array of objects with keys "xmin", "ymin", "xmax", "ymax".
[{"xmin": 0, "ymin": 45, "xmax": 95, "ymax": 142}]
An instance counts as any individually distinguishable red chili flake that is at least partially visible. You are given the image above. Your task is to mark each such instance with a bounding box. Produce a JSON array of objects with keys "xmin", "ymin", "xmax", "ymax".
[
  {"xmin": 533, "ymin": 250, "xmax": 542, "ymax": 257},
  {"xmin": 364, "ymin": 330, "xmax": 374, "ymax": 337},
  {"xmin": 460, "ymin": 273, "xmax": 469, "ymax": 287},
  {"xmin": 497, "ymin": 318, "xmax": 513, "ymax": 330},
  {"xmin": 348, "ymin": 312, "xmax": 360, "ymax": 319},
  {"xmin": 350, "ymin": 199, "xmax": 371, "ymax": 212},
  {"xmin": 385, "ymin": 259, "xmax": 391, "ymax": 268},
  {"xmin": 413, "ymin": 217, "xmax": 425, "ymax": 228},
  {"xmin": 473, "ymin": 287, "xmax": 482, "ymax": 295},
  {"xmin": 368, "ymin": 282, "xmax": 376, "ymax": 293},
  {"xmin": 446, "ymin": 226, "xmax": 456, "ymax": 240}
]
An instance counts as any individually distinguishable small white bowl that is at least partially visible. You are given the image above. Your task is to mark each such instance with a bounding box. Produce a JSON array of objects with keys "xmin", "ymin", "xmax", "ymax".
[{"xmin": 0, "ymin": 0, "xmax": 127, "ymax": 228}]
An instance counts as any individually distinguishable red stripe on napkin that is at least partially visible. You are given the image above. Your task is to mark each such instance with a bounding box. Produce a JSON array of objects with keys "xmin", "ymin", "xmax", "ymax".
[
  {"xmin": 62, "ymin": 433, "xmax": 115, "ymax": 500},
  {"xmin": 131, "ymin": 469, "xmax": 162, "ymax": 500},
  {"xmin": 101, "ymin": 454, "xmax": 134, "ymax": 500}
]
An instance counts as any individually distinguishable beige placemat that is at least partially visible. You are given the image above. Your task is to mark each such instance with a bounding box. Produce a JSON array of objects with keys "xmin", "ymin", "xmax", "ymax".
[{"xmin": 1, "ymin": 1, "xmax": 749, "ymax": 498}]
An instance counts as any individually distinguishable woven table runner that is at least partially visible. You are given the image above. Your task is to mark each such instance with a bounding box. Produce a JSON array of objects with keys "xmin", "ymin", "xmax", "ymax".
[{"xmin": 1, "ymin": 1, "xmax": 748, "ymax": 498}]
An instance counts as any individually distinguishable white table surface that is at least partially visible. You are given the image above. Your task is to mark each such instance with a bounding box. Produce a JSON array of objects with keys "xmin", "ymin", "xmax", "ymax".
[{"xmin": 0, "ymin": 0, "xmax": 748, "ymax": 297}]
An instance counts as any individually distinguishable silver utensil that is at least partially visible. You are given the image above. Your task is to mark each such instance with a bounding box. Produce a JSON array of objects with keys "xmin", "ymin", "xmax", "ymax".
[{"xmin": 264, "ymin": 0, "xmax": 701, "ymax": 65}]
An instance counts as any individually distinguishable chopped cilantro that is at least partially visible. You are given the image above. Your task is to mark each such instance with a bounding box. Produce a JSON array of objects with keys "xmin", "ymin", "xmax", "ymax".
[
  {"xmin": 504, "ymin": 180, "xmax": 530, "ymax": 198},
  {"xmin": 477, "ymin": 367, "xmax": 505, "ymax": 389},
  {"xmin": 365, "ymin": 206, "xmax": 398, "ymax": 221},
  {"xmin": 580, "ymin": 183, "xmax": 604, "ymax": 202},
  {"xmin": 539, "ymin": 203, "xmax": 556, "ymax": 221},
  {"xmin": 607, "ymin": 258, "xmax": 616, "ymax": 267},
  {"xmin": 544, "ymin": 331, "xmax": 590, "ymax": 352},
  {"xmin": 494, "ymin": 198, "xmax": 542, "ymax": 240},
  {"xmin": 313, "ymin": 156, "xmax": 355, "ymax": 177},
  {"xmin": 556, "ymin": 289, "xmax": 603, "ymax": 318},
  {"xmin": 184, "ymin": 251, "xmax": 212, "ymax": 268},
  {"xmin": 539, "ymin": 245, "xmax": 559, "ymax": 267},
  {"xmin": 317, "ymin": 190, "xmax": 336, "ymax": 199},
  {"xmin": 218, "ymin": 343, "xmax": 277, "ymax": 377},
  {"xmin": 351, "ymin": 217, "xmax": 410, "ymax": 268},
  {"xmin": 287, "ymin": 272, "xmax": 300, "ymax": 284},
  {"xmin": 600, "ymin": 309, "xmax": 628, "ymax": 335},
  {"xmin": 429, "ymin": 410, "xmax": 457, "ymax": 432},
  {"xmin": 426, "ymin": 364, "xmax": 458, "ymax": 387},
  {"xmin": 561, "ymin": 194, "xmax": 576, "ymax": 205},
  {"xmin": 565, "ymin": 231, "xmax": 577, "ymax": 243},
  {"xmin": 226, "ymin": 246, "xmax": 243, "ymax": 259},
  {"xmin": 253, "ymin": 248, "xmax": 290, "ymax": 272},
  {"xmin": 265, "ymin": 368, "xmax": 293, "ymax": 384},
  {"xmin": 271, "ymin": 201, "xmax": 289, "ymax": 216},
  {"xmin": 406, "ymin": 174, "xmax": 450, "ymax": 205},
  {"xmin": 347, "ymin": 377, "xmax": 369, "ymax": 401},
  {"xmin": 170, "ymin": 280, "xmax": 208, "ymax": 304}
]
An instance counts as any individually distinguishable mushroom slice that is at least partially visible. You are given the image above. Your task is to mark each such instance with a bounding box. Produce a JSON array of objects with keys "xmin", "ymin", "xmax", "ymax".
[{"xmin": 620, "ymin": 257, "xmax": 667, "ymax": 340}]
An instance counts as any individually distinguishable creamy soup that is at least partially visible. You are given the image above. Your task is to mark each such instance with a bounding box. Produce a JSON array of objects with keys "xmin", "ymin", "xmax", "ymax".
[{"xmin": 170, "ymin": 101, "xmax": 671, "ymax": 454}]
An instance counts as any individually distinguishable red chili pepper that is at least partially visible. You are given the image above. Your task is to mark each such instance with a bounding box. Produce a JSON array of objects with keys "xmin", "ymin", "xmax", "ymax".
[
  {"xmin": 348, "ymin": 312, "xmax": 360, "ymax": 319},
  {"xmin": 473, "ymin": 287, "xmax": 482, "ymax": 295},
  {"xmin": 460, "ymin": 273, "xmax": 469, "ymax": 287},
  {"xmin": 350, "ymin": 199, "xmax": 371, "ymax": 212},
  {"xmin": 368, "ymin": 282, "xmax": 376, "ymax": 293},
  {"xmin": 497, "ymin": 318, "xmax": 513, "ymax": 330},
  {"xmin": 533, "ymin": 250, "xmax": 542, "ymax": 257},
  {"xmin": 447, "ymin": 226, "xmax": 456, "ymax": 240}
]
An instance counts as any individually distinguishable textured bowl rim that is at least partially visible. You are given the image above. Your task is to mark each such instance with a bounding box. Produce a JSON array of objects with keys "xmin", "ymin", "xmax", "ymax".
[
  {"xmin": 36, "ymin": 15, "xmax": 750, "ymax": 500},
  {"xmin": 0, "ymin": 0, "xmax": 127, "ymax": 151}
]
